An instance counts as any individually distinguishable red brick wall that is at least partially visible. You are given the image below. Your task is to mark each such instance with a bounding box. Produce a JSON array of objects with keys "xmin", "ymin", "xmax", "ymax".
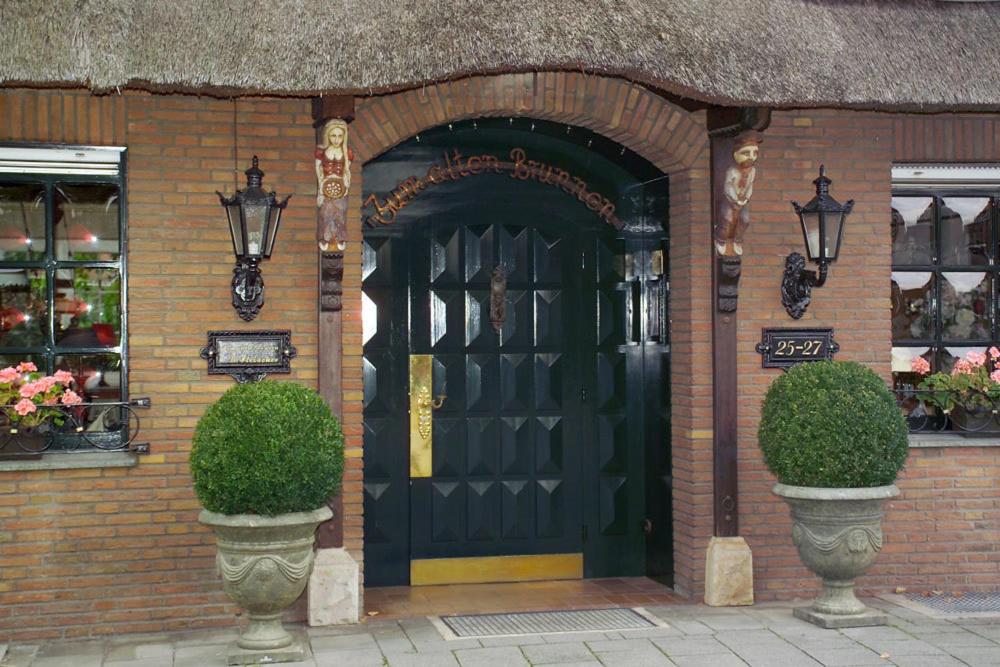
[
  {"xmin": 0, "ymin": 90, "xmax": 320, "ymax": 640},
  {"xmin": 740, "ymin": 110, "xmax": 1000, "ymax": 601}
]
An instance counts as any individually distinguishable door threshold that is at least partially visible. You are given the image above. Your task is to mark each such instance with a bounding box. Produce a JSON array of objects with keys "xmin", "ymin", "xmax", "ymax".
[{"xmin": 363, "ymin": 577, "xmax": 682, "ymax": 620}]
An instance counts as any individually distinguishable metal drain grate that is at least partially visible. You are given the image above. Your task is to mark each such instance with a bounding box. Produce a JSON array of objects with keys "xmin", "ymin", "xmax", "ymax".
[
  {"xmin": 437, "ymin": 607, "xmax": 659, "ymax": 638},
  {"xmin": 905, "ymin": 592, "xmax": 1000, "ymax": 615}
]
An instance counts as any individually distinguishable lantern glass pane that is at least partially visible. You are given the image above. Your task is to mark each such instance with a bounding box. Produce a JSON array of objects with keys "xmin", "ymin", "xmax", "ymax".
[
  {"xmin": 243, "ymin": 201, "xmax": 269, "ymax": 258},
  {"xmin": 226, "ymin": 203, "xmax": 244, "ymax": 257},
  {"xmin": 802, "ymin": 210, "xmax": 821, "ymax": 261},
  {"xmin": 824, "ymin": 211, "xmax": 844, "ymax": 261},
  {"xmin": 263, "ymin": 206, "xmax": 281, "ymax": 259}
]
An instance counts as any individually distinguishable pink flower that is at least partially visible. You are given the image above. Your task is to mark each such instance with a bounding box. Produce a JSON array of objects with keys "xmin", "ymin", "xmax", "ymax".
[
  {"xmin": 911, "ymin": 356, "xmax": 931, "ymax": 376},
  {"xmin": 60, "ymin": 390, "xmax": 82, "ymax": 406},
  {"xmin": 0, "ymin": 367, "xmax": 19, "ymax": 384},
  {"xmin": 34, "ymin": 376, "xmax": 56, "ymax": 392},
  {"xmin": 952, "ymin": 359, "xmax": 974, "ymax": 376},
  {"xmin": 52, "ymin": 370, "xmax": 73, "ymax": 385},
  {"xmin": 990, "ymin": 347, "xmax": 1000, "ymax": 360},
  {"xmin": 990, "ymin": 369, "xmax": 1000, "ymax": 383},
  {"xmin": 16, "ymin": 361, "xmax": 36, "ymax": 373},
  {"xmin": 18, "ymin": 382, "xmax": 39, "ymax": 399},
  {"xmin": 14, "ymin": 398, "xmax": 36, "ymax": 416},
  {"xmin": 966, "ymin": 351, "xmax": 987, "ymax": 367}
]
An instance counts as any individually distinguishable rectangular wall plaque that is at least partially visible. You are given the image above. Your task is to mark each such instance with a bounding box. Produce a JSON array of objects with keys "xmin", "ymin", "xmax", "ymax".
[
  {"xmin": 756, "ymin": 328, "xmax": 838, "ymax": 369},
  {"xmin": 200, "ymin": 330, "xmax": 297, "ymax": 383}
]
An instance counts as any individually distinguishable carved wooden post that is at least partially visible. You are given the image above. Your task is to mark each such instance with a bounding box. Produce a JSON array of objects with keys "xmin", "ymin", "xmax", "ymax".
[
  {"xmin": 705, "ymin": 107, "xmax": 769, "ymax": 606},
  {"xmin": 314, "ymin": 95, "xmax": 354, "ymax": 550}
]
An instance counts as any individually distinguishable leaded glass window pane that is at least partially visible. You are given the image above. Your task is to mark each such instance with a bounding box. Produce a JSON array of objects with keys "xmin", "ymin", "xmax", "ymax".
[
  {"xmin": 891, "ymin": 196, "xmax": 934, "ymax": 265},
  {"xmin": 0, "ymin": 183, "xmax": 46, "ymax": 260}
]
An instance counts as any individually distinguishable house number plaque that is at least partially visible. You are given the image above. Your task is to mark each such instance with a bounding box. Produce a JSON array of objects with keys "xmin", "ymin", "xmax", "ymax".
[
  {"xmin": 200, "ymin": 330, "xmax": 297, "ymax": 383},
  {"xmin": 756, "ymin": 328, "xmax": 839, "ymax": 369}
]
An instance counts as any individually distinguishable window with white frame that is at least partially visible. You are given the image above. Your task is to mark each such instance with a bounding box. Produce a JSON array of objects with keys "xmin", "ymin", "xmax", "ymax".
[
  {"xmin": 892, "ymin": 164, "xmax": 1000, "ymax": 389},
  {"xmin": 0, "ymin": 145, "xmax": 128, "ymax": 452}
]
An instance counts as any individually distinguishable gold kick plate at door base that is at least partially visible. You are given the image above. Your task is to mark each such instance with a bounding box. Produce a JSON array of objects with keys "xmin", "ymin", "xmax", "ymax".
[
  {"xmin": 409, "ymin": 354, "xmax": 444, "ymax": 478},
  {"xmin": 410, "ymin": 553, "xmax": 584, "ymax": 586}
]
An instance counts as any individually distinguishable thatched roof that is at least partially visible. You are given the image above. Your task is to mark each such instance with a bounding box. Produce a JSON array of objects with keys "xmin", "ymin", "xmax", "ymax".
[{"xmin": 2, "ymin": 0, "xmax": 999, "ymax": 110}]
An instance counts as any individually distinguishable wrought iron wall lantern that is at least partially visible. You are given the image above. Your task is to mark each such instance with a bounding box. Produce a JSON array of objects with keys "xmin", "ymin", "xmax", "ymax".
[
  {"xmin": 781, "ymin": 166, "xmax": 853, "ymax": 319},
  {"xmin": 216, "ymin": 156, "xmax": 291, "ymax": 321}
]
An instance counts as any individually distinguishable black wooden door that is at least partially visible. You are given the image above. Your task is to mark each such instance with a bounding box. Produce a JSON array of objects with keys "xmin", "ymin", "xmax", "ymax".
[{"xmin": 362, "ymin": 118, "xmax": 671, "ymax": 587}]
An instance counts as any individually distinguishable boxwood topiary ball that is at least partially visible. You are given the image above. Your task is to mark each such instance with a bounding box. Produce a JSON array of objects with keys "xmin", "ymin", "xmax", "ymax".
[
  {"xmin": 190, "ymin": 381, "xmax": 344, "ymax": 516},
  {"xmin": 758, "ymin": 360, "xmax": 908, "ymax": 488}
]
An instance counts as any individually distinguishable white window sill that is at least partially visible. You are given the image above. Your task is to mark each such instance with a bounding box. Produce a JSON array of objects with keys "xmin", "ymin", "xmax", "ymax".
[
  {"xmin": 908, "ymin": 433, "xmax": 1000, "ymax": 449},
  {"xmin": 0, "ymin": 451, "xmax": 138, "ymax": 472}
]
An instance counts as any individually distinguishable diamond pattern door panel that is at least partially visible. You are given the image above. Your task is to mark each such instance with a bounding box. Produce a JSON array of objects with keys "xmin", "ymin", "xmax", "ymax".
[
  {"xmin": 362, "ymin": 233, "xmax": 410, "ymax": 586},
  {"xmin": 410, "ymin": 216, "xmax": 585, "ymax": 561}
]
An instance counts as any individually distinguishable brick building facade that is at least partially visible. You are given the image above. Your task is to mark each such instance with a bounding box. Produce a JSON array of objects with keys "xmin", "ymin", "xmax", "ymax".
[{"xmin": 0, "ymin": 68, "xmax": 998, "ymax": 641}]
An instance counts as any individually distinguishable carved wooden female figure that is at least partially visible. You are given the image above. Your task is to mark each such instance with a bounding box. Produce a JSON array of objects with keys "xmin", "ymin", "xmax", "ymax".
[{"xmin": 315, "ymin": 119, "xmax": 352, "ymax": 251}]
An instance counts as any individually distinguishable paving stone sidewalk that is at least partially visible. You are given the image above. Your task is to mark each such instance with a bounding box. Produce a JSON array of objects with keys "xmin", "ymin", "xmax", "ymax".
[{"xmin": 3, "ymin": 598, "xmax": 1000, "ymax": 667}]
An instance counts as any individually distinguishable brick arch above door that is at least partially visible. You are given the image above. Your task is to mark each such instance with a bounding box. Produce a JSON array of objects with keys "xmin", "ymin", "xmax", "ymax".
[
  {"xmin": 352, "ymin": 72, "xmax": 707, "ymax": 173},
  {"xmin": 335, "ymin": 71, "xmax": 714, "ymax": 600}
]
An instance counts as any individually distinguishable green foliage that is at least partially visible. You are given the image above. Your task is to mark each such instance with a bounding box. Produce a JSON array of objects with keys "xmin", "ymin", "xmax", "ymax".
[
  {"xmin": 190, "ymin": 381, "xmax": 344, "ymax": 516},
  {"xmin": 758, "ymin": 361, "xmax": 908, "ymax": 488}
]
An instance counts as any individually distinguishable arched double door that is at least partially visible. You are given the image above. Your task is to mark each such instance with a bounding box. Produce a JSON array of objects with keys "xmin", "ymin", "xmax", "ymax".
[{"xmin": 361, "ymin": 118, "xmax": 671, "ymax": 586}]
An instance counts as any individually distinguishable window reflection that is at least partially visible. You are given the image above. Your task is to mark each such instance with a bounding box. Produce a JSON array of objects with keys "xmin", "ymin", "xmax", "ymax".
[
  {"xmin": 0, "ymin": 184, "xmax": 46, "ymax": 260},
  {"xmin": 940, "ymin": 197, "xmax": 991, "ymax": 266},
  {"xmin": 891, "ymin": 272, "xmax": 933, "ymax": 340},
  {"xmin": 891, "ymin": 197, "xmax": 934, "ymax": 265},
  {"xmin": 941, "ymin": 272, "xmax": 991, "ymax": 341},
  {"xmin": 54, "ymin": 353, "xmax": 121, "ymax": 404},
  {"xmin": 0, "ymin": 269, "xmax": 46, "ymax": 347},
  {"xmin": 54, "ymin": 268, "xmax": 120, "ymax": 348},
  {"xmin": 891, "ymin": 346, "xmax": 932, "ymax": 388},
  {"xmin": 54, "ymin": 184, "xmax": 120, "ymax": 261}
]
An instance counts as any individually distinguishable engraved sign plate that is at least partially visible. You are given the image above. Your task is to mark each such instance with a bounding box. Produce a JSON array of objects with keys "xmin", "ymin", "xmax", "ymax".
[
  {"xmin": 756, "ymin": 328, "xmax": 839, "ymax": 369},
  {"xmin": 200, "ymin": 330, "xmax": 297, "ymax": 383}
]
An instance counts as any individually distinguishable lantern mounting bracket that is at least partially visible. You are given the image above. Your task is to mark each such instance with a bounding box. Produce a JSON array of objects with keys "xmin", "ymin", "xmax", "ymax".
[
  {"xmin": 232, "ymin": 258, "xmax": 264, "ymax": 321},
  {"xmin": 781, "ymin": 252, "xmax": 829, "ymax": 319}
]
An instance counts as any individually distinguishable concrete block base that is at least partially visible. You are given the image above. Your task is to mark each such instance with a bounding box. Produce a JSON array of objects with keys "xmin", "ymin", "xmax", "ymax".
[
  {"xmin": 704, "ymin": 536, "xmax": 754, "ymax": 606},
  {"xmin": 793, "ymin": 606, "xmax": 887, "ymax": 628},
  {"xmin": 308, "ymin": 547, "xmax": 360, "ymax": 626},
  {"xmin": 227, "ymin": 629, "xmax": 309, "ymax": 665}
]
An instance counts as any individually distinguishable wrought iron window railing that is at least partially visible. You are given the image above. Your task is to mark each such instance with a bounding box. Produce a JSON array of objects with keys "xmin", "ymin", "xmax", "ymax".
[
  {"xmin": 896, "ymin": 387, "xmax": 1000, "ymax": 435},
  {"xmin": 0, "ymin": 397, "xmax": 150, "ymax": 459}
]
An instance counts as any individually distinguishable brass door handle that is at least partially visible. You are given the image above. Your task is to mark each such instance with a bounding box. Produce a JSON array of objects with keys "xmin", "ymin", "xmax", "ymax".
[{"xmin": 409, "ymin": 355, "xmax": 439, "ymax": 478}]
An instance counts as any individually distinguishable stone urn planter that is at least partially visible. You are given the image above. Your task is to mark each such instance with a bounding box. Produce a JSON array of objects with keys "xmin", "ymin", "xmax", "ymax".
[
  {"xmin": 774, "ymin": 483, "xmax": 899, "ymax": 627},
  {"xmin": 199, "ymin": 506, "xmax": 332, "ymax": 661},
  {"xmin": 190, "ymin": 381, "xmax": 344, "ymax": 665},
  {"xmin": 758, "ymin": 361, "xmax": 909, "ymax": 629}
]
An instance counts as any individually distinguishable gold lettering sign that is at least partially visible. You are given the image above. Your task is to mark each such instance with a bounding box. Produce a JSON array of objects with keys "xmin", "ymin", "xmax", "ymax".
[
  {"xmin": 200, "ymin": 330, "xmax": 297, "ymax": 383},
  {"xmin": 364, "ymin": 148, "xmax": 622, "ymax": 228},
  {"xmin": 756, "ymin": 328, "xmax": 839, "ymax": 370},
  {"xmin": 216, "ymin": 340, "xmax": 282, "ymax": 366}
]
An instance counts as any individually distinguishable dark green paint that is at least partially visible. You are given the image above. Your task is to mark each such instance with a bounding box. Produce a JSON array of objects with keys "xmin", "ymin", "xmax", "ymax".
[{"xmin": 362, "ymin": 119, "xmax": 670, "ymax": 586}]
